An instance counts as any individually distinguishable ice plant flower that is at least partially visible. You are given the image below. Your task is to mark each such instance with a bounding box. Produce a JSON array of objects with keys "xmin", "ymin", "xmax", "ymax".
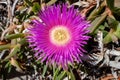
[{"xmin": 27, "ymin": 4, "xmax": 90, "ymax": 69}]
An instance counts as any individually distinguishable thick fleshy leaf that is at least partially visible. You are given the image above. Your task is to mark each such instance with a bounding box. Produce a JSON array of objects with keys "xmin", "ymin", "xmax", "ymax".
[
  {"xmin": 55, "ymin": 71, "xmax": 66, "ymax": 80},
  {"xmin": 114, "ymin": 23, "xmax": 120, "ymax": 39},
  {"xmin": 103, "ymin": 32, "xmax": 112, "ymax": 44},
  {"xmin": 5, "ymin": 33, "xmax": 25, "ymax": 40},
  {"xmin": 106, "ymin": 0, "xmax": 114, "ymax": 10},
  {"xmin": 42, "ymin": 65, "xmax": 48, "ymax": 77},
  {"xmin": 0, "ymin": 44, "xmax": 14, "ymax": 51},
  {"xmin": 66, "ymin": 69, "xmax": 76, "ymax": 80},
  {"xmin": 53, "ymin": 68, "xmax": 61, "ymax": 80},
  {"xmin": 4, "ymin": 44, "xmax": 20, "ymax": 61},
  {"xmin": 32, "ymin": 2, "xmax": 41, "ymax": 13},
  {"xmin": 89, "ymin": 12, "xmax": 107, "ymax": 34}
]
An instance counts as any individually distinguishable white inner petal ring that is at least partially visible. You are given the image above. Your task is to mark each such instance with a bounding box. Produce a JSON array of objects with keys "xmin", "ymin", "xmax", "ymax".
[{"xmin": 50, "ymin": 26, "xmax": 71, "ymax": 46}]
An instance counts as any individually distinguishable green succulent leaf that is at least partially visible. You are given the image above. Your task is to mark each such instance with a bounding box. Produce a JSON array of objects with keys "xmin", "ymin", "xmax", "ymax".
[
  {"xmin": 103, "ymin": 21, "xmax": 120, "ymax": 44},
  {"xmin": 4, "ymin": 44, "xmax": 20, "ymax": 61},
  {"xmin": 89, "ymin": 12, "xmax": 107, "ymax": 34},
  {"xmin": 114, "ymin": 23, "xmax": 120, "ymax": 39},
  {"xmin": 66, "ymin": 69, "xmax": 75, "ymax": 80},
  {"xmin": 106, "ymin": 0, "xmax": 120, "ymax": 17},
  {"xmin": 53, "ymin": 68, "xmax": 61, "ymax": 80},
  {"xmin": 107, "ymin": 17, "xmax": 119, "ymax": 29},
  {"xmin": 42, "ymin": 65, "xmax": 48, "ymax": 77},
  {"xmin": 106, "ymin": 0, "xmax": 114, "ymax": 10},
  {"xmin": 103, "ymin": 33, "xmax": 112, "ymax": 44},
  {"xmin": 24, "ymin": 0, "xmax": 33, "ymax": 6},
  {"xmin": 55, "ymin": 71, "xmax": 66, "ymax": 80},
  {"xmin": 94, "ymin": 25, "xmax": 105, "ymax": 34},
  {"xmin": 19, "ymin": 38, "xmax": 27, "ymax": 45},
  {"xmin": 0, "ymin": 44, "xmax": 14, "ymax": 51},
  {"xmin": 5, "ymin": 33, "xmax": 25, "ymax": 40},
  {"xmin": 32, "ymin": 2, "xmax": 41, "ymax": 13},
  {"xmin": 87, "ymin": 1, "xmax": 106, "ymax": 21}
]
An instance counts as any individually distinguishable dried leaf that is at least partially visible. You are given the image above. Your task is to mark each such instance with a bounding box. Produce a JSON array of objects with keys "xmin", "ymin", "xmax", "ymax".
[
  {"xmin": 0, "ymin": 41, "xmax": 6, "ymax": 45},
  {"xmin": 10, "ymin": 57, "xmax": 23, "ymax": 72},
  {"xmin": 46, "ymin": 0, "xmax": 57, "ymax": 6}
]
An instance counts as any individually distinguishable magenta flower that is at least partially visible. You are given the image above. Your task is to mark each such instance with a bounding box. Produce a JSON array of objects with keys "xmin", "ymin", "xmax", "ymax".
[{"xmin": 27, "ymin": 4, "xmax": 90, "ymax": 69}]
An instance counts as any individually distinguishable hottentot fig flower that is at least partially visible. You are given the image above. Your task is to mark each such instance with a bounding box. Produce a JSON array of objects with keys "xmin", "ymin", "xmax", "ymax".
[{"xmin": 27, "ymin": 4, "xmax": 90, "ymax": 69}]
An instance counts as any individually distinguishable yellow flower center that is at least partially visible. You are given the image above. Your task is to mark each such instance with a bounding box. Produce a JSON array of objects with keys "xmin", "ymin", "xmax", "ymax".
[{"xmin": 50, "ymin": 26, "xmax": 71, "ymax": 46}]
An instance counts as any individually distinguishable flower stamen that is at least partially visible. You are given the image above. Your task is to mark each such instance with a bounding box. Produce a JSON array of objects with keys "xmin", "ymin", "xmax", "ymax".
[{"xmin": 50, "ymin": 26, "xmax": 71, "ymax": 46}]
